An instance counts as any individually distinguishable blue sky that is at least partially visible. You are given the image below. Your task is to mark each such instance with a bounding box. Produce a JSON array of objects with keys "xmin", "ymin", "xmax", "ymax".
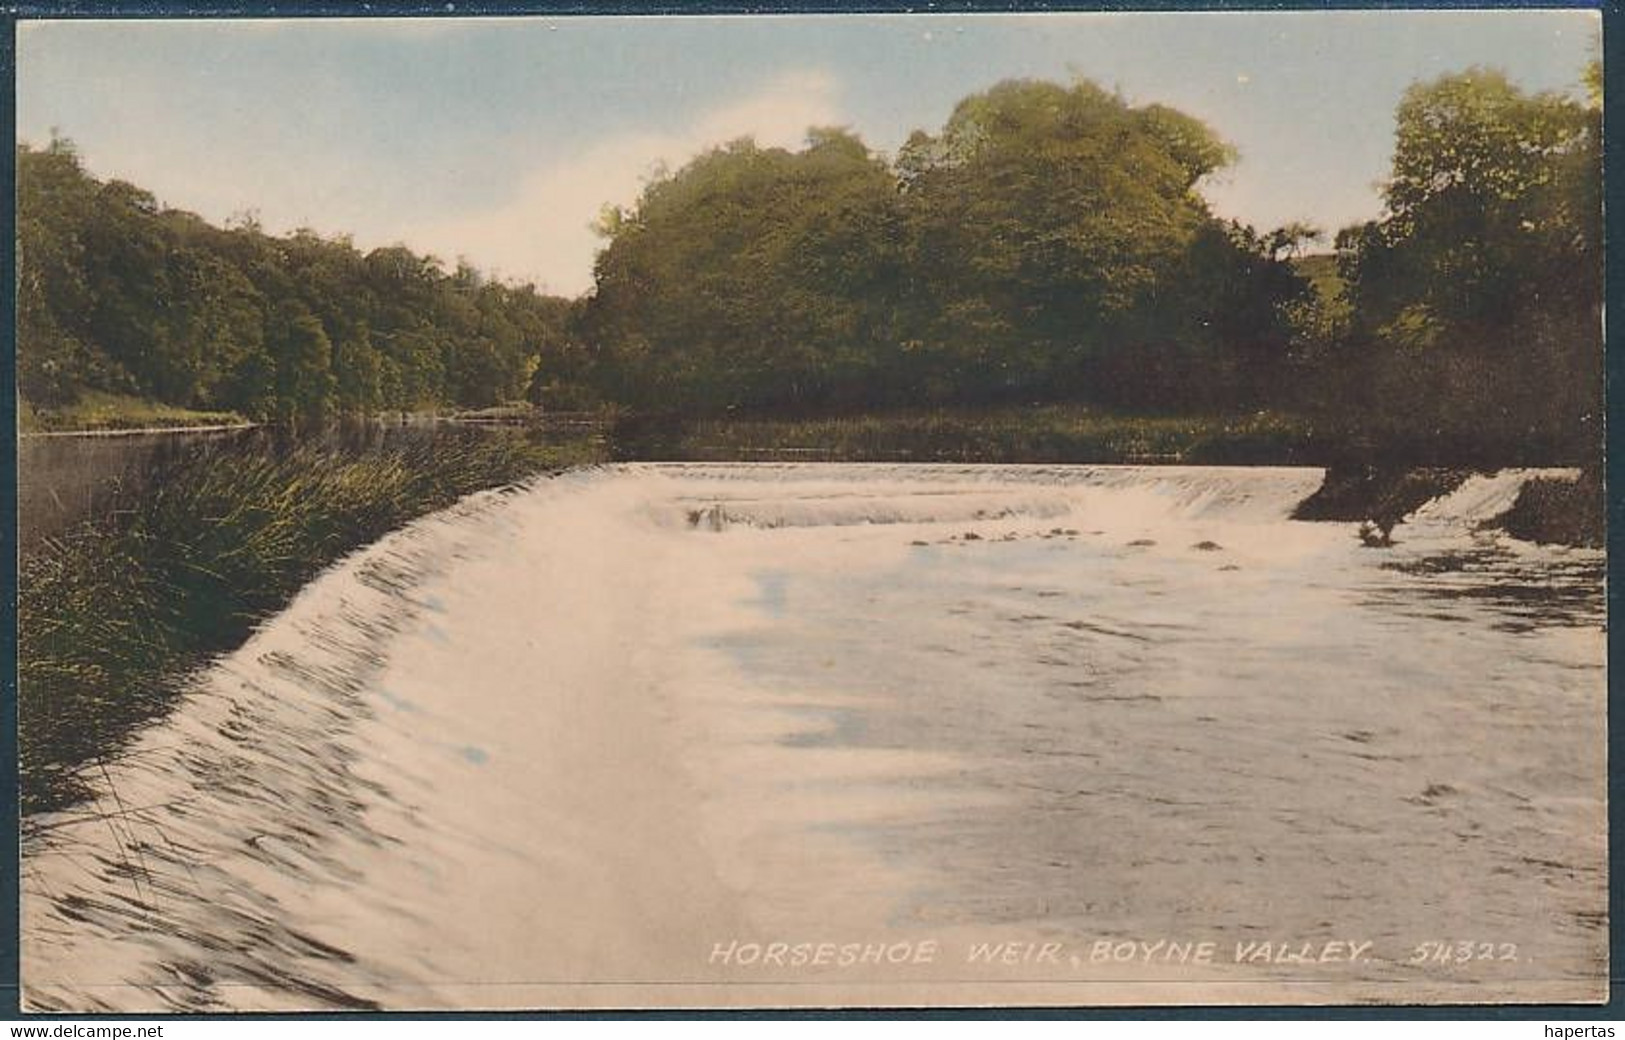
[{"xmin": 17, "ymin": 11, "xmax": 1600, "ymax": 296}]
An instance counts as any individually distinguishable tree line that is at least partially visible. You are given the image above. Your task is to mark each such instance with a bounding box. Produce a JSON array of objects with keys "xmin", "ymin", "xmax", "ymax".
[
  {"xmin": 581, "ymin": 68, "xmax": 1600, "ymax": 463},
  {"xmin": 17, "ymin": 138, "xmax": 574, "ymax": 423},
  {"xmin": 17, "ymin": 65, "xmax": 1602, "ymax": 464}
]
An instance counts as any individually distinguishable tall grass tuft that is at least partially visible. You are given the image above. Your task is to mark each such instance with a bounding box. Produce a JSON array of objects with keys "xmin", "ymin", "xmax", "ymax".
[{"xmin": 18, "ymin": 426, "xmax": 602, "ymax": 817}]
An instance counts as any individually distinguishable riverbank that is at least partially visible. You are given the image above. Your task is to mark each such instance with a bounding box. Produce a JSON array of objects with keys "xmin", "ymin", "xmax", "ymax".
[
  {"xmin": 612, "ymin": 405, "xmax": 1317, "ymax": 465},
  {"xmin": 18, "ymin": 393, "xmax": 588, "ymax": 436},
  {"xmin": 19, "ymin": 391, "xmax": 248, "ymax": 434},
  {"xmin": 17, "ymin": 425, "xmax": 607, "ymax": 817}
]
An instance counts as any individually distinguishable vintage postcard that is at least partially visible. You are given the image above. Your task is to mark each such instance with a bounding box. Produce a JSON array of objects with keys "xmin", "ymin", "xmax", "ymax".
[{"xmin": 13, "ymin": 9, "xmax": 1606, "ymax": 1011}]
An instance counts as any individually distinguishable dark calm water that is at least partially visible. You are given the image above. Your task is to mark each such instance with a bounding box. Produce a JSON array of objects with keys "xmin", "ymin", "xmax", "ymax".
[
  {"xmin": 20, "ymin": 463, "xmax": 1606, "ymax": 1009},
  {"xmin": 18, "ymin": 427, "xmax": 254, "ymax": 548}
]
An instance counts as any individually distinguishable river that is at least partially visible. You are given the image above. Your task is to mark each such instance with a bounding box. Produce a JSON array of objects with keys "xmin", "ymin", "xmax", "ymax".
[{"xmin": 19, "ymin": 462, "xmax": 1607, "ymax": 1009}]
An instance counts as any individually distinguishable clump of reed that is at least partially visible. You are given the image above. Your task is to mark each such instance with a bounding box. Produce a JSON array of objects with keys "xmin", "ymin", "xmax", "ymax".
[{"xmin": 19, "ymin": 427, "xmax": 600, "ymax": 816}]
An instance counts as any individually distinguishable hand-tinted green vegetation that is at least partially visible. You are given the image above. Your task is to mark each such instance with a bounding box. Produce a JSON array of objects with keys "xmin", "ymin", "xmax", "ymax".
[
  {"xmin": 579, "ymin": 70, "xmax": 1600, "ymax": 472},
  {"xmin": 18, "ymin": 138, "xmax": 577, "ymax": 426},
  {"xmin": 616, "ymin": 405, "xmax": 1314, "ymax": 465},
  {"xmin": 18, "ymin": 390, "xmax": 246, "ymax": 434},
  {"xmin": 583, "ymin": 81, "xmax": 1310, "ymax": 416},
  {"xmin": 19, "ymin": 68, "xmax": 1601, "ymax": 472},
  {"xmin": 18, "ymin": 426, "xmax": 606, "ymax": 816},
  {"xmin": 1323, "ymin": 67, "xmax": 1602, "ymax": 465}
]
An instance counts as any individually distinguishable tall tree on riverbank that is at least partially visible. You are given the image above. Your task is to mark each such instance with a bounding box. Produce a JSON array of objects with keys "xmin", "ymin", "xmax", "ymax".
[
  {"xmin": 15, "ymin": 137, "xmax": 101, "ymax": 407},
  {"xmin": 582, "ymin": 128, "xmax": 907, "ymax": 412},
  {"xmin": 1331, "ymin": 67, "xmax": 1601, "ymax": 461},
  {"xmin": 893, "ymin": 80, "xmax": 1249, "ymax": 405}
]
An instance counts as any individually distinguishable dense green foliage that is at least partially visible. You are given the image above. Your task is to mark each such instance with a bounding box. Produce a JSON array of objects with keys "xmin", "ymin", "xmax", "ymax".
[
  {"xmin": 583, "ymin": 79, "xmax": 1312, "ymax": 415},
  {"xmin": 18, "ymin": 425, "xmax": 605, "ymax": 816},
  {"xmin": 17, "ymin": 138, "xmax": 576, "ymax": 423},
  {"xmin": 18, "ymin": 66, "xmax": 1603, "ymax": 464},
  {"xmin": 1327, "ymin": 67, "xmax": 1602, "ymax": 463},
  {"xmin": 581, "ymin": 68, "xmax": 1601, "ymax": 466}
]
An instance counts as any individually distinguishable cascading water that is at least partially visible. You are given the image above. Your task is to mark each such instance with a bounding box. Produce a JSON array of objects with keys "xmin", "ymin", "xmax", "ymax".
[
  {"xmin": 1409, "ymin": 469, "xmax": 1582, "ymax": 528},
  {"xmin": 20, "ymin": 464, "xmax": 1607, "ymax": 1009}
]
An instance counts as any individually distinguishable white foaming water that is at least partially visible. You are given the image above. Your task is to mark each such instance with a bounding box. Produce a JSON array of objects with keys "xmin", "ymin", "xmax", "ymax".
[{"xmin": 21, "ymin": 464, "xmax": 1606, "ymax": 1009}]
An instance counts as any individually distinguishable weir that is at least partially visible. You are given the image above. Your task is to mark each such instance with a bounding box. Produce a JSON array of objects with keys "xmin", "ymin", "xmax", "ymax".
[
  {"xmin": 665, "ymin": 463, "xmax": 1578, "ymax": 534},
  {"xmin": 668, "ymin": 464, "xmax": 1329, "ymax": 532},
  {"xmin": 1408, "ymin": 468, "xmax": 1581, "ymax": 527},
  {"xmin": 19, "ymin": 463, "xmax": 1607, "ymax": 1010}
]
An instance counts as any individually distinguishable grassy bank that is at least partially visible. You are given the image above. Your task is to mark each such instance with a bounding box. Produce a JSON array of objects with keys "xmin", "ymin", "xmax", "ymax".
[
  {"xmin": 20, "ymin": 390, "xmax": 249, "ymax": 434},
  {"xmin": 19, "ymin": 426, "xmax": 605, "ymax": 817},
  {"xmin": 616, "ymin": 405, "xmax": 1317, "ymax": 465}
]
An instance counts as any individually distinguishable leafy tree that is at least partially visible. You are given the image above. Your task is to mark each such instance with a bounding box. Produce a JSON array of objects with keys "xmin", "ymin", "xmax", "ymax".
[
  {"xmin": 268, "ymin": 301, "xmax": 336, "ymax": 425},
  {"xmin": 583, "ymin": 128, "xmax": 905, "ymax": 412},
  {"xmin": 1335, "ymin": 67, "xmax": 1601, "ymax": 460},
  {"xmin": 15, "ymin": 137, "xmax": 111, "ymax": 408},
  {"xmin": 333, "ymin": 323, "xmax": 385, "ymax": 413},
  {"xmin": 894, "ymin": 79, "xmax": 1243, "ymax": 403}
]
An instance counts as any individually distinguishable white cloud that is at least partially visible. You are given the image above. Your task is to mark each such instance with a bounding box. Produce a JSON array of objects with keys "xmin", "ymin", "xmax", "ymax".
[{"xmin": 413, "ymin": 68, "xmax": 842, "ymax": 295}]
